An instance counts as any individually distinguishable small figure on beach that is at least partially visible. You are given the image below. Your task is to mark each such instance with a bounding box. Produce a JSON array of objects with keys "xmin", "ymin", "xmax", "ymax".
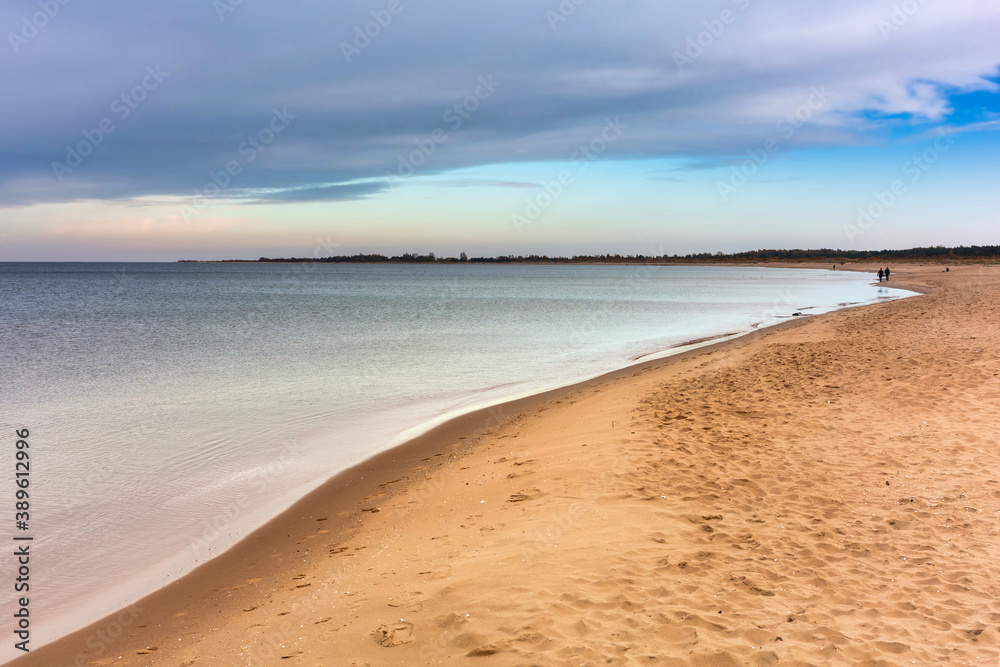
[
  {"xmin": 884, "ymin": 267, "xmax": 890, "ymax": 281},
  {"xmin": 877, "ymin": 268, "xmax": 884, "ymax": 282}
]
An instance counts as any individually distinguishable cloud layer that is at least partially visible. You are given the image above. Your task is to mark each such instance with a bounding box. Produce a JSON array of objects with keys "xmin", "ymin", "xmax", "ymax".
[{"xmin": 2, "ymin": 0, "xmax": 998, "ymax": 207}]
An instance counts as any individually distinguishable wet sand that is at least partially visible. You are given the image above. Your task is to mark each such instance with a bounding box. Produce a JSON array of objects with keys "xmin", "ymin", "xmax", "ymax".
[{"xmin": 12, "ymin": 263, "xmax": 1000, "ymax": 666}]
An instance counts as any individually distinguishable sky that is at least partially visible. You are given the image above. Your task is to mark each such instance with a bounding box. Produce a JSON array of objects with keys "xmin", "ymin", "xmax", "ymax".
[{"xmin": 1, "ymin": 0, "xmax": 998, "ymax": 260}]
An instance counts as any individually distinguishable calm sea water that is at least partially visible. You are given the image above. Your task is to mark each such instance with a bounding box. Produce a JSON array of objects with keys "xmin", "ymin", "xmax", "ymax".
[{"xmin": 0, "ymin": 262, "xmax": 913, "ymax": 651}]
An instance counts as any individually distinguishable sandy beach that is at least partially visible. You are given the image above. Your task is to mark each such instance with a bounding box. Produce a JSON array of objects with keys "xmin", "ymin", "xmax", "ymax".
[{"xmin": 13, "ymin": 263, "xmax": 1000, "ymax": 666}]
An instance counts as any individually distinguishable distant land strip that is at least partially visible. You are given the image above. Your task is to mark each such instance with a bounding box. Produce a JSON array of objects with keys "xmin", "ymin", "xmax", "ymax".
[{"xmin": 180, "ymin": 246, "xmax": 1000, "ymax": 264}]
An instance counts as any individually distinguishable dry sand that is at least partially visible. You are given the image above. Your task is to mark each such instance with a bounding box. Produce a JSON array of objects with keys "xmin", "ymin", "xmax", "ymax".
[{"xmin": 13, "ymin": 264, "xmax": 1000, "ymax": 666}]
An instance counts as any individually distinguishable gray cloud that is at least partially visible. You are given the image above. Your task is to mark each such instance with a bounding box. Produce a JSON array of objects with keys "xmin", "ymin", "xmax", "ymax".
[
  {"xmin": 432, "ymin": 179, "xmax": 541, "ymax": 189},
  {"xmin": 250, "ymin": 181, "xmax": 389, "ymax": 203},
  {"xmin": 1, "ymin": 0, "xmax": 998, "ymax": 206}
]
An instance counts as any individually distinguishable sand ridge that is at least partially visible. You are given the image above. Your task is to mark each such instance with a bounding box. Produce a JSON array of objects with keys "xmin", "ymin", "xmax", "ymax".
[{"xmin": 12, "ymin": 264, "xmax": 1000, "ymax": 666}]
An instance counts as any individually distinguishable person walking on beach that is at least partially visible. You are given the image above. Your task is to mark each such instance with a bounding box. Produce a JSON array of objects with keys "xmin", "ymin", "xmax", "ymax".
[
  {"xmin": 877, "ymin": 268, "xmax": 884, "ymax": 282},
  {"xmin": 884, "ymin": 267, "xmax": 890, "ymax": 281}
]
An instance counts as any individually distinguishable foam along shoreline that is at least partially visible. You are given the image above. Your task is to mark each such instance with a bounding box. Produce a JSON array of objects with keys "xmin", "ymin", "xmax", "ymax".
[
  {"xmin": 631, "ymin": 282, "xmax": 918, "ymax": 365},
  {"xmin": 6, "ymin": 266, "xmax": 938, "ymax": 665}
]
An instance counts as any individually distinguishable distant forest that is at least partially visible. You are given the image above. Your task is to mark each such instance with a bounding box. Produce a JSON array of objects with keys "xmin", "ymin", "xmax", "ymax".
[{"xmin": 185, "ymin": 246, "xmax": 1000, "ymax": 264}]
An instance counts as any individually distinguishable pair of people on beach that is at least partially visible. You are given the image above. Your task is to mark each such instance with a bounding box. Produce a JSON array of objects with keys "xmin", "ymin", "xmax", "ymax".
[{"xmin": 878, "ymin": 267, "xmax": 891, "ymax": 282}]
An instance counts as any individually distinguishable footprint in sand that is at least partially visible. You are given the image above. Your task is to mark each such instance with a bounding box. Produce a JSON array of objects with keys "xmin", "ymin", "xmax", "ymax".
[
  {"xmin": 730, "ymin": 574, "xmax": 775, "ymax": 596},
  {"xmin": 507, "ymin": 487, "xmax": 543, "ymax": 503},
  {"xmin": 374, "ymin": 621, "xmax": 415, "ymax": 647},
  {"xmin": 436, "ymin": 612, "xmax": 467, "ymax": 630},
  {"xmin": 466, "ymin": 641, "xmax": 511, "ymax": 657},
  {"xmin": 387, "ymin": 591, "xmax": 425, "ymax": 612}
]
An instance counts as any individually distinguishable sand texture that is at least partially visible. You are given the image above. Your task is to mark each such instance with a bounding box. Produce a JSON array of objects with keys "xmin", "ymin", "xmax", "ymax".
[{"xmin": 13, "ymin": 264, "xmax": 1000, "ymax": 666}]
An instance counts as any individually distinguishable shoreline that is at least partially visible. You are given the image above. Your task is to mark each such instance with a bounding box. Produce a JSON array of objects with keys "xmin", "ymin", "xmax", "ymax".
[
  {"xmin": 5, "ymin": 264, "xmax": 940, "ymax": 665},
  {"xmin": 11, "ymin": 296, "xmax": 858, "ymax": 666},
  {"xmin": 378, "ymin": 273, "xmax": 915, "ymax": 463}
]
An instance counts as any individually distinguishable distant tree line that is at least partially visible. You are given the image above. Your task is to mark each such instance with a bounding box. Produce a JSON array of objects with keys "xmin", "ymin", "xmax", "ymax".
[
  {"xmin": 186, "ymin": 245, "xmax": 1000, "ymax": 264},
  {"xmin": 678, "ymin": 246, "xmax": 1000, "ymax": 261}
]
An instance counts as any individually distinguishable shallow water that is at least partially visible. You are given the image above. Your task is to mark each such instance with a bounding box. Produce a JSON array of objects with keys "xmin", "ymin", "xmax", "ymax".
[{"xmin": 0, "ymin": 262, "xmax": 914, "ymax": 651}]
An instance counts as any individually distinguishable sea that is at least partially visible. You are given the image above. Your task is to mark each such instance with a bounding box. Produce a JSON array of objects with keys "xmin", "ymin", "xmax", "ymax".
[{"xmin": 0, "ymin": 262, "xmax": 915, "ymax": 654}]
